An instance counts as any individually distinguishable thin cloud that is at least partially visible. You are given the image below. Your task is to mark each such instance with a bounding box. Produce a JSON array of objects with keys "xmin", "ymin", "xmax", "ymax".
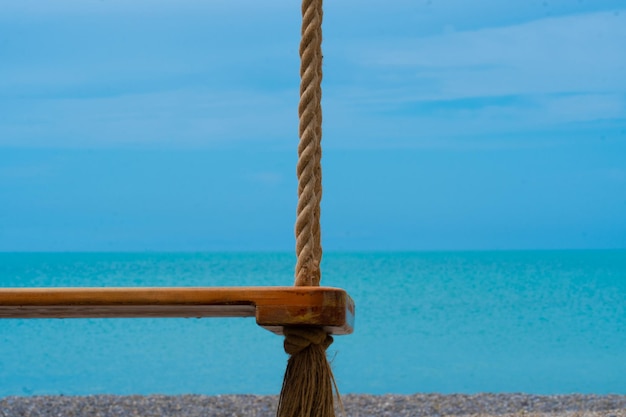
[
  {"xmin": 344, "ymin": 10, "xmax": 626, "ymax": 101},
  {"xmin": 1, "ymin": 4, "xmax": 624, "ymax": 151},
  {"xmin": 0, "ymin": 89, "xmax": 298, "ymax": 149},
  {"xmin": 317, "ymin": 11, "xmax": 626, "ymax": 149}
]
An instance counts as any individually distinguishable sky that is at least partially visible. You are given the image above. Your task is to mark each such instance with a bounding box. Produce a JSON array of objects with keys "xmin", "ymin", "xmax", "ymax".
[{"xmin": 0, "ymin": 0, "xmax": 625, "ymax": 251}]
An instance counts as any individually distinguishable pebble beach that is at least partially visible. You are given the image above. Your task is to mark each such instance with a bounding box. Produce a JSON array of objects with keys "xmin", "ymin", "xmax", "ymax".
[{"xmin": 2, "ymin": 394, "xmax": 626, "ymax": 417}]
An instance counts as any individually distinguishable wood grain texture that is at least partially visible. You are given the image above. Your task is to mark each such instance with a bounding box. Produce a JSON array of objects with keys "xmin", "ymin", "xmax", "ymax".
[{"xmin": 0, "ymin": 286, "xmax": 354, "ymax": 335}]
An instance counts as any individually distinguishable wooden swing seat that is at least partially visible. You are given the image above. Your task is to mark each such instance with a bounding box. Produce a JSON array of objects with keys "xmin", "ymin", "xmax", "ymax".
[{"xmin": 0, "ymin": 286, "xmax": 354, "ymax": 335}]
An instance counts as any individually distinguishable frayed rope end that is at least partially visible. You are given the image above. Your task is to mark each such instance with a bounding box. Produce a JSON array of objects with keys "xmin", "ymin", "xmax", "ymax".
[{"xmin": 277, "ymin": 327, "xmax": 341, "ymax": 417}]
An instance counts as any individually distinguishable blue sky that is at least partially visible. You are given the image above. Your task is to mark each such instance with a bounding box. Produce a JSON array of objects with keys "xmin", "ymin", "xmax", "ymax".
[{"xmin": 1, "ymin": 0, "xmax": 625, "ymax": 251}]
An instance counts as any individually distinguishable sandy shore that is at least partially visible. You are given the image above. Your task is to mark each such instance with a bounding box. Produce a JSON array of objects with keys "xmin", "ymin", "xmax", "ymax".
[{"xmin": 1, "ymin": 394, "xmax": 626, "ymax": 417}]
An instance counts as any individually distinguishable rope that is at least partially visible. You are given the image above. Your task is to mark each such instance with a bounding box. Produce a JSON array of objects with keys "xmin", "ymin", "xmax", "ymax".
[
  {"xmin": 295, "ymin": 0, "xmax": 323, "ymax": 287},
  {"xmin": 278, "ymin": 327, "xmax": 339, "ymax": 417},
  {"xmin": 278, "ymin": 2, "xmax": 340, "ymax": 416},
  {"xmin": 283, "ymin": 327, "xmax": 333, "ymax": 356}
]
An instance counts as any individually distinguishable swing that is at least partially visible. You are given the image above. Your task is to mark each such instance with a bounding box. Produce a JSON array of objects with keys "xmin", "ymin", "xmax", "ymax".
[
  {"xmin": 0, "ymin": 286, "xmax": 354, "ymax": 335},
  {"xmin": 0, "ymin": 0, "xmax": 353, "ymax": 334},
  {"xmin": 2, "ymin": 2, "xmax": 351, "ymax": 416}
]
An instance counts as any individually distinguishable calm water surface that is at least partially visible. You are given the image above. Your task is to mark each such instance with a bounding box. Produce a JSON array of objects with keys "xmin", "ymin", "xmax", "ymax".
[{"xmin": 1, "ymin": 251, "xmax": 625, "ymax": 396}]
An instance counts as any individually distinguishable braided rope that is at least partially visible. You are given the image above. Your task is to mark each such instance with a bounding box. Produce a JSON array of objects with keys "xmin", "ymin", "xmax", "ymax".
[
  {"xmin": 279, "ymin": 3, "xmax": 339, "ymax": 416},
  {"xmin": 295, "ymin": 0, "xmax": 323, "ymax": 287},
  {"xmin": 312, "ymin": 0, "xmax": 324, "ymax": 286}
]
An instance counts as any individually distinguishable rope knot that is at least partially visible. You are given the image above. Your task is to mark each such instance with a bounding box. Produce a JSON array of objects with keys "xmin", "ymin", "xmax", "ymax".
[{"xmin": 283, "ymin": 327, "xmax": 333, "ymax": 356}]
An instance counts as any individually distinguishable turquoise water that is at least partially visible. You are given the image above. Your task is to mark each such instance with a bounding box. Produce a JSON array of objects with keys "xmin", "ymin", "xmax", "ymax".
[{"xmin": 1, "ymin": 251, "xmax": 625, "ymax": 396}]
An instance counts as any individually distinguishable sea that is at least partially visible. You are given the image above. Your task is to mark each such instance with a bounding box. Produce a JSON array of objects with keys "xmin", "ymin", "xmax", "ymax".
[{"xmin": 0, "ymin": 251, "xmax": 625, "ymax": 397}]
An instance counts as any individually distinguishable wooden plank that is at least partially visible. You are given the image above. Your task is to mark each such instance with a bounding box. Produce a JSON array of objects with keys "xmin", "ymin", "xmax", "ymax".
[{"xmin": 0, "ymin": 286, "xmax": 354, "ymax": 335}]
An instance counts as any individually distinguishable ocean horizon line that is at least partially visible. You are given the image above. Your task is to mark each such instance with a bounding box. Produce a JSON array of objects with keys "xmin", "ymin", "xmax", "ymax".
[{"xmin": 1, "ymin": 248, "xmax": 625, "ymax": 255}]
